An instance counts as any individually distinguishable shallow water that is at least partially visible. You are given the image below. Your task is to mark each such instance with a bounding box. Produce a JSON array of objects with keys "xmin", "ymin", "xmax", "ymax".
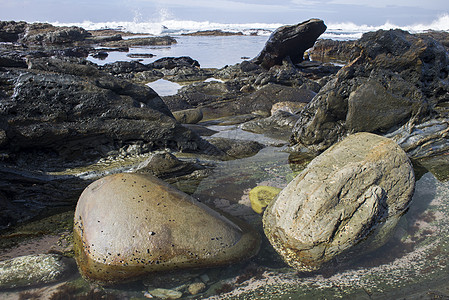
[
  {"xmin": 146, "ymin": 79, "xmax": 182, "ymax": 96},
  {"xmin": 1, "ymin": 124, "xmax": 449, "ymax": 299},
  {"xmin": 88, "ymin": 35, "xmax": 269, "ymax": 68}
]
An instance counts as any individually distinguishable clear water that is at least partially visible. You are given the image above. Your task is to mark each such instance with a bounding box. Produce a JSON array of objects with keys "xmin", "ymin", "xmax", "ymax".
[
  {"xmin": 88, "ymin": 35, "xmax": 269, "ymax": 69},
  {"xmin": 1, "ymin": 123, "xmax": 449, "ymax": 299}
]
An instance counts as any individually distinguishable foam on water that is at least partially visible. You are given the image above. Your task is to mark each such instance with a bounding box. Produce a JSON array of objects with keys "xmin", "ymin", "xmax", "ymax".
[{"xmin": 52, "ymin": 14, "xmax": 449, "ymax": 40}]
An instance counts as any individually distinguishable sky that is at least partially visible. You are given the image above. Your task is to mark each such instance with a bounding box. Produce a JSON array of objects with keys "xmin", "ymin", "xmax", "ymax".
[{"xmin": 0, "ymin": 0, "xmax": 448, "ymax": 27}]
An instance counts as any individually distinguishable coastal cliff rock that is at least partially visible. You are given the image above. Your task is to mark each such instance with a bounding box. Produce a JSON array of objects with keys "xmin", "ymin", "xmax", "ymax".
[
  {"xmin": 74, "ymin": 173, "xmax": 260, "ymax": 284},
  {"xmin": 253, "ymin": 19, "xmax": 327, "ymax": 69},
  {"xmin": 292, "ymin": 29, "xmax": 449, "ymax": 152},
  {"xmin": 263, "ymin": 132, "xmax": 415, "ymax": 272}
]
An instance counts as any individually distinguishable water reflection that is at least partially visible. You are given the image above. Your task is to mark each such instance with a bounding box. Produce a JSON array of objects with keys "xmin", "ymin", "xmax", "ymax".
[{"xmin": 146, "ymin": 79, "xmax": 182, "ymax": 96}]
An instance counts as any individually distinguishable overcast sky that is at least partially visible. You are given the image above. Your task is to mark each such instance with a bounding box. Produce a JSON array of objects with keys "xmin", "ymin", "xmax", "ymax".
[{"xmin": 0, "ymin": 0, "xmax": 448, "ymax": 27}]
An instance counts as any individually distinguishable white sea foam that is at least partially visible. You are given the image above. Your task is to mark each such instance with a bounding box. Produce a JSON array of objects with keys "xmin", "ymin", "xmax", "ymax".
[
  {"xmin": 52, "ymin": 14, "xmax": 449, "ymax": 40},
  {"xmin": 324, "ymin": 14, "xmax": 449, "ymax": 40},
  {"xmin": 51, "ymin": 20, "xmax": 282, "ymax": 36}
]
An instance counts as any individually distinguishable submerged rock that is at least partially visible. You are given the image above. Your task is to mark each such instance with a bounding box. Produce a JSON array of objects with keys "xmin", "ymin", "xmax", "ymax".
[
  {"xmin": 207, "ymin": 137, "xmax": 265, "ymax": 160},
  {"xmin": 172, "ymin": 108, "xmax": 204, "ymax": 124},
  {"xmin": 0, "ymin": 254, "xmax": 73, "ymax": 289},
  {"xmin": 249, "ymin": 186, "xmax": 282, "ymax": 214},
  {"xmin": 253, "ymin": 19, "xmax": 327, "ymax": 69},
  {"xmin": 263, "ymin": 133, "xmax": 415, "ymax": 272},
  {"xmin": 74, "ymin": 173, "xmax": 260, "ymax": 284}
]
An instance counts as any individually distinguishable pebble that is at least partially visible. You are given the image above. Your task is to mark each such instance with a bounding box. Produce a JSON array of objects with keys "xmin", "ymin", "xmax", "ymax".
[{"xmin": 188, "ymin": 282, "xmax": 207, "ymax": 295}]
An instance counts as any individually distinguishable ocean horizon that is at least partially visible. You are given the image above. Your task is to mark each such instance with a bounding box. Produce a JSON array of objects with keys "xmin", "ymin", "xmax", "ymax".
[{"xmin": 50, "ymin": 13, "xmax": 449, "ymax": 40}]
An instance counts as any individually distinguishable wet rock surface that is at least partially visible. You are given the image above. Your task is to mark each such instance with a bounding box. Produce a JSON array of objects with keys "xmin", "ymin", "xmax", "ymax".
[
  {"xmin": 74, "ymin": 173, "xmax": 260, "ymax": 284},
  {"xmin": 292, "ymin": 29, "xmax": 449, "ymax": 153},
  {"xmin": 207, "ymin": 137, "xmax": 265, "ymax": 159},
  {"xmin": 0, "ymin": 254, "xmax": 74, "ymax": 289},
  {"xmin": 253, "ymin": 19, "xmax": 327, "ymax": 69},
  {"xmin": 264, "ymin": 133, "xmax": 415, "ymax": 272},
  {"xmin": 0, "ymin": 65, "xmax": 207, "ymax": 168}
]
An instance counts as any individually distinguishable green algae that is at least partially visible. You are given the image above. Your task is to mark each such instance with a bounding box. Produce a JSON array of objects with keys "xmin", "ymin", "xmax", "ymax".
[{"xmin": 0, "ymin": 211, "xmax": 74, "ymax": 251}]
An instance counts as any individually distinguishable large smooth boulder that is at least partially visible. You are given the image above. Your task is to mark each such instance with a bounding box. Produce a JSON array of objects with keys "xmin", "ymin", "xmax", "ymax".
[
  {"xmin": 74, "ymin": 173, "xmax": 260, "ymax": 284},
  {"xmin": 292, "ymin": 29, "xmax": 449, "ymax": 153},
  {"xmin": 263, "ymin": 133, "xmax": 415, "ymax": 272},
  {"xmin": 253, "ymin": 19, "xmax": 327, "ymax": 69}
]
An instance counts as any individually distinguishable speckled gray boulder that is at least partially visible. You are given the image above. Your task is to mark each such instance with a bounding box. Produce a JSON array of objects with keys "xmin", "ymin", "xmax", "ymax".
[
  {"xmin": 74, "ymin": 173, "xmax": 260, "ymax": 284},
  {"xmin": 0, "ymin": 254, "xmax": 72, "ymax": 289},
  {"xmin": 263, "ymin": 132, "xmax": 415, "ymax": 272}
]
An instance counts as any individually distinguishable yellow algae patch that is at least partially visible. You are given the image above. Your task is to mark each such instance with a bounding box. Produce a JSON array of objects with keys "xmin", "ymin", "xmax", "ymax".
[{"xmin": 249, "ymin": 186, "xmax": 282, "ymax": 214}]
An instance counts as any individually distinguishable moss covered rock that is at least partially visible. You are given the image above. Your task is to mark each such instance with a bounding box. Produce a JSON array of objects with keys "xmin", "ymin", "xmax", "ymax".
[{"xmin": 0, "ymin": 254, "xmax": 73, "ymax": 289}]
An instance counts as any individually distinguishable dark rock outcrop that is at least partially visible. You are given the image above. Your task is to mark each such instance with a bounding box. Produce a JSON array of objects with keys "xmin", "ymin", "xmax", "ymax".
[
  {"xmin": 0, "ymin": 65, "xmax": 208, "ymax": 169},
  {"xmin": 0, "ymin": 21, "xmax": 27, "ymax": 42},
  {"xmin": 253, "ymin": 19, "xmax": 327, "ymax": 69},
  {"xmin": 292, "ymin": 29, "xmax": 449, "ymax": 152},
  {"xmin": 309, "ymin": 39, "xmax": 358, "ymax": 63},
  {"xmin": 150, "ymin": 56, "xmax": 200, "ymax": 69},
  {"xmin": 100, "ymin": 36, "xmax": 176, "ymax": 47}
]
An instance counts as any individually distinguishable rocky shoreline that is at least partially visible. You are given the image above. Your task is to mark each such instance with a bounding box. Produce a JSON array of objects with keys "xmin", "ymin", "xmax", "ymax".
[{"xmin": 1, "ymin": 18, "xmax": 449, "ymax": 299}]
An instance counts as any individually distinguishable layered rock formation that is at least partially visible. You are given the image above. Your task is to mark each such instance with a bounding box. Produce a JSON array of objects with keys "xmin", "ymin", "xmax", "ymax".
[{"xmin": 264, "ymin": 133, "xmax": 415, "ymax": 271}]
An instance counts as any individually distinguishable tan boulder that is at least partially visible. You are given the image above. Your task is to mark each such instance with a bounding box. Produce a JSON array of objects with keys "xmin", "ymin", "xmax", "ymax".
[
  {"xmin": 74, "ymin": 173, "xmax": 260, "ymax": 284},
  {"xmin": 263, "ymin": 132, "xmax": 415, "ymax": 271}
]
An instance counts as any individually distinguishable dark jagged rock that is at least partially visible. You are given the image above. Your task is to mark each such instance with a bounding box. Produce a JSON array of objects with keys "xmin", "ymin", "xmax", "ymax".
[
  {"xmin": 0, "ymin": 164, "xmax": 86, "ymax": 229},
  {"xmin": 292, "ymin": 29, "xmax": 449, "ymax": 153},
  {"xmin": 253, "ymin": 19, "xmax": 327, "ymax": 69},
  {"xmin": 159, "ymin": 65, "xmax": 213, "ymax": 82},
  {"xmin": 100, "ymin": 36, "xmax": 176, "ymax": 47},
  {"xmin": 0, "ymin": 49, "xmax": 28, "ymax": 68},
  {"xmin": 182, "ymin": 30, "xmax": 244, "ymax": 36},
  {"xmin": 27, "ymin": 56, "xmax": 100, "ymax": 76},
  {"xmin": 241, "ymin": 110, "xmax": 301, "ymax": 138},
  {"xmin": 100, "ymin": 60, "xmax": 150, "ymax": 75},
  {"xmin": 0, "ymin": 21, "xmax": 28, "ymax": 42},
  {"xmin": 215, "ymin": 61, "xmax": 263, "ymax": 80},
  {"xmin": 133, "ymin": 152, "xmax": 208, "ymax": 181},
  {"xmin": 309, "ymin": 39, "xmax": 358, "ymax": 63},
  {"xmin": 162, "ymin": 80, "xmax": 241, "ymax": 113},
  {"xmin": 21, "ymin": 23, "xmax": 91, "ymax": 45},
  {"xmin": 417, "ymin": 30, "xmax": 449, "ymax": 52},
  {"xmin": 0, "ymin": 61, "xmax": 209, "ymax": 169},
  {"xmin": 234, "ymin": 84, "xmax": 316, "ymax": 116},
  {"xmin": 150, "ymin": 56, "xmax": 200, "ymax": 70},
  {"xmin": 207, "ymin": 137, "xmax": 264, "ymax": 159}
]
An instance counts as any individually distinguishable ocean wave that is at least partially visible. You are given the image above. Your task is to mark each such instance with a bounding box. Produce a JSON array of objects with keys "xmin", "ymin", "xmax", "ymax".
[
  {"xmin": 52, "ymin": 14, "xmax": 449, "ymax": 38},
  {"xmin": 51, "ymin": 20, "xmax": 283, "ymax": 36}
]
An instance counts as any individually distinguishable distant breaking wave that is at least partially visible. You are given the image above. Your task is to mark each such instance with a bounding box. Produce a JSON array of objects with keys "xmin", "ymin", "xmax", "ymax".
[{"xmin": 52, "ymin": 14, "xmax": 449, "ymax": 40}]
